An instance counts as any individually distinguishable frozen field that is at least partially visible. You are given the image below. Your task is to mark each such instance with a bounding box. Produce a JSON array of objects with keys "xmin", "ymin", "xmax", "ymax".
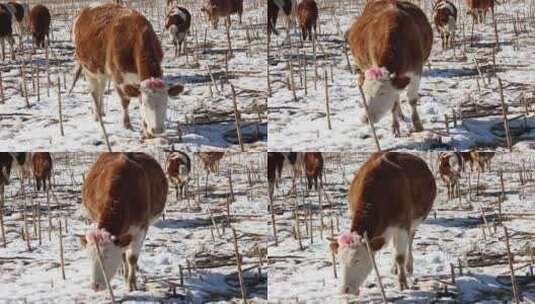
[
  {"xmin": 0, "ymin": 152, "xmax": 267, "ymax": 303},
  {"xmin": 268, "ymin": 152, "xmax": 535, "ymax": 303},
  {"xmin": 0, "ymin": 0, "xmax": 267, "ymax": 152},
  {"xmin": 268, "ymin": 0, "xmax": 535, "ymax": 151}
]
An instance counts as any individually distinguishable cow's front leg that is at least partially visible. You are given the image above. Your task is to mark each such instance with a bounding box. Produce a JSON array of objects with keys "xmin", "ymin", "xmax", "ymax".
[
  {"xmin": 406, "ymin": 75, "xmax": 424, "ymax": 132},
  {"xmin": 116, "ymin": 86, "xmax": 133, "ymax": 130}
]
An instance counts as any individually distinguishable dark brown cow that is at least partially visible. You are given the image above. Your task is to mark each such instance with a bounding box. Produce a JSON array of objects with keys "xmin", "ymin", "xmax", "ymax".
[
  {"xmin": 330, "ymin": 152, "xmax": 436, "ymax": 294},
  {"xmin": 165, "ymin": 151, "xmax": 191, "ymax": 200},
  {"xmin": 0, "ymin": 5, "xmax": 15, "ymax": 60},
  {"xmin": 458, "ymin": 151, "xmax": 472, "ymax": 172},
  {"xmin": 78, "ymin": 153, "xmax": 168, "ymax": 292},
  {"xmin": 31, "ymin": 152, "xmax": 52, "ymax": 192},
  {"xmin": 347, "ymin": 0, "xmax": 433, "ymax": 135},
  {"xmin": 465, "ymin": 0, "xmax": 494, "ymax": 24},
  {"xmin": 268, "ymin": 152, "xmax": 285, "ymax": 200},
  {"xmin": 433, "ymin": 0, "xmax": 457, "ymax": 49},
  {"xmin": 437, "ymin": 152, "xmax": 461, "ymax": 199},
  {"xmin": 29, "ymin": 4, "xmax": 50, "ymax": 48},
  {"xmin": 201, "ymin": 0, "xmax": 243, "ymax": 29},
  {"xmin": 72, "ymin": 4, "xmax": 184, "ymax": 138},
  {"xmin": 303, "ymin": 152, "xmax": 323, "ymax": 190},
  {"xmin": 165, "ymin": 6, "xmax": 191, "ymax": 57},
  {"xmin": 296, "ymin": 0, "xmax": 318, "ymax": 41}
]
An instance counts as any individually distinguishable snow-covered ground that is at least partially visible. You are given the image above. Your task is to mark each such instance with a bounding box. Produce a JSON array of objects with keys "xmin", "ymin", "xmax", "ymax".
[
  {"xmin": 0, "ymin": 152, "xmax": 267, "ymax": 303},
  {"xmin": 0, "ymin": 0, "xmax": 267, "ymax": 152},
  {"xmin": 267, "ymin": 152, "xmax": 535, "ymax": 303},
  {"xmin": 268, "ymin": 0, "xmax": 535, "ymax": 151}
]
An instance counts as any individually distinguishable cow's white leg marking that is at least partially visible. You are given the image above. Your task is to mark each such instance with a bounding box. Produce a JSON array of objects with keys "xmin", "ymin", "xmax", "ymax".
[
  {"xmin": 406, "ymin": 73, "xmax": 423, "ymax": 132},
  {"xmin": 392, "ymin": 227, "xmax": 410, "ymax": 290}
]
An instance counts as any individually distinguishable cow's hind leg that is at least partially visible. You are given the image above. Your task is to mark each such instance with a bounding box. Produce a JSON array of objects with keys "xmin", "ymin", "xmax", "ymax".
[
  {"xmin": 391, "ymin": 98, "xmax": 401, "ymax": 137},
  {"xmin": 405, "ymin": 231, "xmax": 415, "ymax": 275},
  {"xmin": 85, "ymin": 73, "xmax": 106, "ymax": 122},
  {"xmin": 125, "ymin": 230, "xmax": 146, "ymax": 291},
  {"xmin": 407, "ymin": 75, "xmax": 424, "ymax": 132},
  {"xmin": 1, "ymin": 38, "xmax": 5, "ymax": 61},
  {"xmin": 392, "ymin": 228, "xmax": 410, "ymax": 290}
]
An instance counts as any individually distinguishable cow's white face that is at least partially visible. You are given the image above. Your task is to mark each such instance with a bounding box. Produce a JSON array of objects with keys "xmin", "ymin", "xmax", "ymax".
[
  {"xmin": 333, "ymin": 232, "xmax": 373, "ymax": 295},
  {"xmin": 79, "ymin": 229, "xmax": 131, "ymax": 291},
  {"xmin": 140, "ymin": 78, "xmax": 170, "ymax": 138},
  {"xmin": 359, "ymin": 67, "xmax": 398, "ymax": 124}
]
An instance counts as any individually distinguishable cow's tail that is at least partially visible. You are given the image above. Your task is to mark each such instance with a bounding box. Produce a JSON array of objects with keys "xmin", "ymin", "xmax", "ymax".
[{"xmin": 69, "ymin": 64, "xmax": 82, "ymax": 94}]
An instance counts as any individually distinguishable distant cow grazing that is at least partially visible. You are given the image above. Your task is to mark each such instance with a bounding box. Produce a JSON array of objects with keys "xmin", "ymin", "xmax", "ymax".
[
  {"xmin": 201, "ymin": 0, "xmax": 243, "ymax": 30},
  {"xmin": 268, "ymin": 152, "xmax": 285, "ymax": 200},
  {"xmin": 470, "ymin": 151, "xmax": 494, "ymax": 172},
  {"xmin": 296, "ymin": 0, "xmax": 318, "ymax": 41},
  {"xmin": 165, "ymin": 151, "xmax": 191, "ymax": 200},
  {"xmin": 268, "ymin": 0, "xmax": 296, "ymax": 39},
  {"xmin": 0, "ymin": 5, "xmax": 15, "ymax": 60},
  {"xmin": 29, "ymin": 4, "xmax": 50, "ymax": 48},
  {"xmin": 31, "ymin": 152, "xmax": 53, "ymax": 192},
  {"xmin": 72, "ymin": 4, "xmax": 184, "ymax": 138},
  {"xmin": 165, "ymin": 6, "xmax": 191, "ymax": 57},
  {"xmin": 347, "ymin": 0, "xmax": 433, "ymax": 135},
  {"xmin": 0, "ymin": 153, "xmax": 14, "ymax": 205},
  {"xmin": 465, "ymin": 0, "xmax": 494, "ymax": 24},
  {"xmin": 438, "ymin": 152, "xmax": 462, "ymax": 199},
  {"xmin": 433, "ymin": 0, "xmax": 457, "ymax": 49},
  {"xmin": 197, "ymin": 152, "xmax": 225, "ymax": 174},
  {"xmin": 79, "ymin": 153, "xmax": 168, "ymax": 291},
  {"xmin": 303, "ymin": 152, "xmax": 323, "ymax": 190},
  {"xmin": 330, "ymin": 152, "xmax": 436, "ymax": 294}
]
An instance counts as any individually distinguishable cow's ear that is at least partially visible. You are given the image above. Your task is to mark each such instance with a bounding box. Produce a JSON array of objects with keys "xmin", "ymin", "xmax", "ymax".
[
  {"xmin": 369, "ymin": 236, "xmax": 385, "ymax": 251},
  {"xmin": 78, "ymin": 235, "xmax": 88, "ymax": 248},
  {"xmin": 123, "ymin": 85, "xmax": 141, "ymax": 97},
  {"xmin": 391, "ymin": 76, "xmax": 410, "ymax": 90},
  {"xmin": 168, "ymin": 83, "xmax": 184, "ymax": 96},
  {"xmin": 329, "ymin": 239, "xmax": 339, "ymax": 254},
  {"xmin": 113, "ymin": 233, "xmax": 132, "ymax": 247}
]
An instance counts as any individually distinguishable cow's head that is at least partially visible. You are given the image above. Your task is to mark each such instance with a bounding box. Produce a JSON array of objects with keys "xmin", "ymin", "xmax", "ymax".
[
  {"xmin": 358, "ymin": 66, "xmax": 410, "ymax": 124},
  {"xmin": 78, "ymin": 228, "xmax": 132, "ymax": 291},
  {"xmin": 329, "ymin": 231, "xmax": 385, "ymax": 295},
  {"xmin": 122, "ymin": 78, "xmax": 184, "ymax": 138}
]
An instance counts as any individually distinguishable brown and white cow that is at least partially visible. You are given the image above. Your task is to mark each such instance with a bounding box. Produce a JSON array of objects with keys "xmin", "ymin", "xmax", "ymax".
[
  {"xmin": 165, "ymin": 151, "xmax": 191, "ymax": 200},
  {"xmin": 78, "ymin": 153, "xmax": 168, "ymax": 291},
  {"xmin": 347, "ymin": 0, "xmax": 433, "ymax": 136},
  {"xmin": 201, "ymin": 0, "xmax": 243, "ymax": 30},
  {"xmin": 296, "ymin": 0, "xmax": 318, "ymax": 42},
  {"xmin": 197, "ymin": 152, "xmax": 225, "ymax": 174},
  {"xmin": 329, "ymin": 152, "xmax": 436, "ymax": 294},
  {"xmin": 268, "ymin": 0, "xmax": 296, "ymax": 40},
  {"xmin": 0, "ymin": 5, "xmax": 15, "ymax": 60},
  {"xmin": 433, "ymin": 0, "xmax": 457, "ymax": 49},
  {"xmin": 465, "ymin": 0, "xmax": 494, "ymax": 24},
  {"xmin": 469, "ymin": 151, "xmax": 494, "ymax": 172},
  {"xmin": 165, "ymin": 6, "xmax": 191, "ymax": 57},
  {"xmin": 437, "ymin": 152, "xmax": 462, "ymax": 199},
  {"xmin": 31, "ymin": 152, "xmax": 53, "ymax": 192},
  {"xmin": 303, "ymin": 152, "xmax": 323, "ymax": 190},
  {"xmin": 29, "ymin": 4, "xmax": 51, "ymax": 49},
  {"xmin": 72, "ymin": 4, "xmax": 184, "ymax": 138}
]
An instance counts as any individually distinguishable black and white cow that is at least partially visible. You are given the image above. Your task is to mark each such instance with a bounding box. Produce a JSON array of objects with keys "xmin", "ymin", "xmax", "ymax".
[{"xmin": 165, "ymin": 5, "xmax": 191, "ymax": 57}]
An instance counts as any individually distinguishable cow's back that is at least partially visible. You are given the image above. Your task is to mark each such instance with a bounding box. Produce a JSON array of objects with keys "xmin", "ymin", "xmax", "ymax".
[
  {"xmin": 348, "ymin": 152, "xmax": 435, "ymax": 237},
  {"xmin": 73, "ymin": 4, "xmax": 163, "ymax": 77},
  {"xmin": 348, "ymin": 0, "xmax": 432, "ymax": 74},
  {"xmin": 82, "ymin": 153, "xmax": 167, "ymax": 236},
  {"xmin": 31, "ymin": 152, "xmax": 52, "ymax": 178}
]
